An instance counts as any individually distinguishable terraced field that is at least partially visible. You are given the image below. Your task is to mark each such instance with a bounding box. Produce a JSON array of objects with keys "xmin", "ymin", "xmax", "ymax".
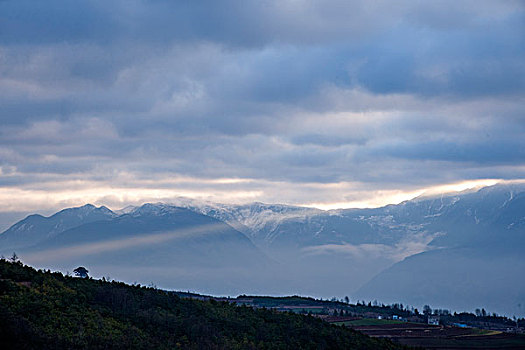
[{"xmin": 337, "ymin": 321, "xmax": 525, "ymax": 349}]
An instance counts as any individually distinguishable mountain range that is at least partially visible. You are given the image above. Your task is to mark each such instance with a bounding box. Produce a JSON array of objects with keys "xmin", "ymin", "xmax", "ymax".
[{"xmin": 1, "ymin": 183, "xmax": 524, "ymax": 316}]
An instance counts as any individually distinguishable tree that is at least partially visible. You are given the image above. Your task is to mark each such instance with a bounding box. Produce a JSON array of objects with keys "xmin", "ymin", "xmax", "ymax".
[
  {"xmin": 73, "ymin": 266, "xmax": 89, "ymax": 278},
  {"xmin": 344, "ymin": 296, "xmax": 350, "ymax": 304},
  {"xmin": 475, "ymin": 308, "xmax": 481, "ymax": 317},
  {"xmin": 423, "ymin": 305, "xmax": 432, "ymax": 315},
  {"xmin": 10, "ymin": 252, "xmax": 18, "ymax": 263}
]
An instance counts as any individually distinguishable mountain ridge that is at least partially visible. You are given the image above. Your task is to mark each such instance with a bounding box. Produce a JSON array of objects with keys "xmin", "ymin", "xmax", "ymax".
[{"xmin": 1, "ymin": 182, "xmax": 524, "ymax": 315}]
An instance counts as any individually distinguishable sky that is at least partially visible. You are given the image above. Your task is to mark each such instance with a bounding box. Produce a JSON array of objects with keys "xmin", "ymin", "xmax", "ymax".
[{"xmin": 0, "ymin": 0, "xmax": 524, "ymax": 230}]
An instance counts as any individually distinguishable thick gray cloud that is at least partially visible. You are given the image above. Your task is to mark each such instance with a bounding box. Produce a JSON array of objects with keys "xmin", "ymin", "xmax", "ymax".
[{"xmin": 0, "ymin": 0, "xmax": 524, "ymax": 229}]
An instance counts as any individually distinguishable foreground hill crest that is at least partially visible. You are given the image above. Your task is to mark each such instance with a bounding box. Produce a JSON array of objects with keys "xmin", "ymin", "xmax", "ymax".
[{"xmin": 0, "ymin": 259, "xmax": 402, "ymax": 350}]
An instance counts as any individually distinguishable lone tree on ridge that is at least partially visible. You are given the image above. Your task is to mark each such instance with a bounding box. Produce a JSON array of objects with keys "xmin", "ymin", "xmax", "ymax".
[{"xmin": 73, "ymin": 266, "xmax": 89, "ymax": 278}]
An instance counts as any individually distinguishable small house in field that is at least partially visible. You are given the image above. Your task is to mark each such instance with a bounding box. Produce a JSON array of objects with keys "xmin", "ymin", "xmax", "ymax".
[{"xmin": 428, "ymin": 315, "xmax": 440, "ymax": 325}]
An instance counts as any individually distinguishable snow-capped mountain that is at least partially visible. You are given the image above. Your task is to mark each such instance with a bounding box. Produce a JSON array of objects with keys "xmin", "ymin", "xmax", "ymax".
[
  {"xmin": 167, "ymin": 200, "xmax": 323, "ymax": 247},
  {"xmin": 165, "ymin": 183, "xmax": 525, "ymax": 315},
  {"xmin": 0, "ymin": 204, "xmax": 116, "ymax": 251},
  {"xmin": 1, "ymin": 183, "xmax": 524, "ymax": 315},
  {"xmin": 0, "ymin": 204, "xmax": 273, "ymax": 295},
  {"xmin": 31, "ymin": 204, "xmax": 269, "ymax": 270},
  {"xmin": 355, "ymin": 183, "xmax": 525, "ymax": 316}
]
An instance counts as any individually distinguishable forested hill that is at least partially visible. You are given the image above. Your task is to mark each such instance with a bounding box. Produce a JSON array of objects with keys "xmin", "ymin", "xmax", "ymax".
[{"xmin": 0, "ymin": 260, "xmax": 405, "ymax": 350}]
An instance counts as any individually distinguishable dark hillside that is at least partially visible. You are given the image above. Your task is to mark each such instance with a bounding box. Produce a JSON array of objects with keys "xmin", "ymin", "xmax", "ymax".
[{"xmin": 0, "ymin": 259, "xmax": 405, "ymax": 350}]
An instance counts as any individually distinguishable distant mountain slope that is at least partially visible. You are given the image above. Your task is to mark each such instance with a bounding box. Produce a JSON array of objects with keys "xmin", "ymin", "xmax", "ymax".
[
  {"xmin": 172, "ymin": 198, "xmax": 437, "ymax": 253},
  {"xmin": 356, "ymin": 247, "xmax": 525, "ymax": 317},
  {"xmin": 155, "ymin": 201, "xmax": 427, "ymax": 296},
  {"xmin": 171, "ymin": 183, "xmax": 525, "ymax": 312},
  {"xmin": 27, "ymin": 204, "xmax": 268, "ymax": 269},
  {"xmin": 0, "ymin": 204, "xmax": 116, "ymax": 251},
  {"xmin": 2, "ymin": 183, "xmax": 524, "ymax": 314},
  {"xmin": 374, "ymin": 183, "xmax": 525, "ymax": 248},
  {"xmin": 355, "ymin": 183, "xmax": 525, "ymax": 317},
  {"xmin": 167, "ymin": 200, "xmax": 324, "ymax": 247},
  {"xmin": 168, "ymin": 199, "xmax": 442, "ymax": 295},
  {"xmin": 0, "ymin": 260, "xmax": 402, "ymax": 350},
  {"xmin": 1, "ymin": 204, "xmax": 273, "ymax": 295}
]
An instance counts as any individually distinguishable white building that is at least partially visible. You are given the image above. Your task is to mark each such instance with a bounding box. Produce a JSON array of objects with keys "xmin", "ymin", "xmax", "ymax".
[{"xmin": 428, "ymin": 315, "xmax": 440, "ymax": 325}]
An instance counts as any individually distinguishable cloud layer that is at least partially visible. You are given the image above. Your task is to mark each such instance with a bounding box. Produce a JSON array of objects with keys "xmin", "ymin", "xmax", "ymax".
[{"xmin": 1, "ymin": 0, "xmax": 524, "ymax": 228}]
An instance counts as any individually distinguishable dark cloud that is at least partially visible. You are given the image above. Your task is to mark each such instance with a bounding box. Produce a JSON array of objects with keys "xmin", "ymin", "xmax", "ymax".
[
  {"xmin": 290, "ymin": 134, "xmax": 366, "ymax": 147},
  {"xmin": 0, "ymin": 0, "xmax": 524, "ymax": 226},
  {"xmin": 374, "ymin": 139, "xmax": 525, "ymax": 164},
  {"xmin": 0, "ymin": 0, "xmax": 395, "ymax": 47}
]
